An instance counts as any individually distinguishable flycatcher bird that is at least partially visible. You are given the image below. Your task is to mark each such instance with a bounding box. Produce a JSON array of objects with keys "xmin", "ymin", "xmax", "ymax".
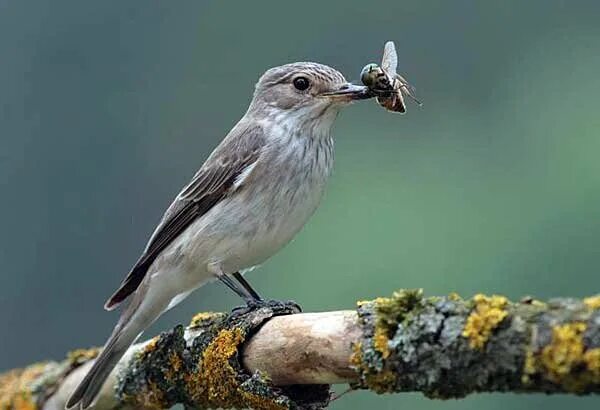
[{"xmin": 66, "ymin": 62, "xmax": 371, "ymax": 409}]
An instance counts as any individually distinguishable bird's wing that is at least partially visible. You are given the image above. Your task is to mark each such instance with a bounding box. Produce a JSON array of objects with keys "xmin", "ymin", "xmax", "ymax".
[
  {"xmin": 381, "ymin": 41, "xmax": 398, "ymax": 76},
  {"xmin": 104, "ymin": 124, "xmax": 265, "ymax": 310}
]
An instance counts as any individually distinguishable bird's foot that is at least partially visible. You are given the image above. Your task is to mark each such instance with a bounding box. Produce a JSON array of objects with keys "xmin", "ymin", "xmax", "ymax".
[{"xmin": 231, "ymin": 298, "xmax": 302, "ymax": 317}]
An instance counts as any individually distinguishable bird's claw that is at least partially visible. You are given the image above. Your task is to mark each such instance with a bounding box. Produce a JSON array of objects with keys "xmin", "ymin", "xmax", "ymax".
[{"xmin": 231, "ymin": 298, "xmax": 302, "ymax": 317}]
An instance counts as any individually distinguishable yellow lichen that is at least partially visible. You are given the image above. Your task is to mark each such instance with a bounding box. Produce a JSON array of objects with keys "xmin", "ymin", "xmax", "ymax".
[
  {"xmin": 583, "ymin": 348, "xmax": 600, "ymax": 378},
  {"xmin": 364, "ymin": 370, "xmax": 397, "ymax": 394},
  {"xmin": 373, "ymin": 289, "xmax": 423, "ymax": 329},
  {"xmin": 164, "ymin": 351, "xmax": 183, "ymax": 383},
  {"xmin": 169, "ymin": 351, "xmax": 182, "ymax": 372},
  {"xmin": 184, "ymin": 328, "xmax": 285, "ymax": 410},
  {"xmin": 540, "ymin": 322, "xmax": 587, "ymax": 385},
  {"xmin": 349, "ymin": 342, "xmax": 363, "ymax": 370},
  {"xmin": 584, "ymin": 295, "xmax": 600, "ymax": 310},
  {"xmin": 524, "ymin": 322, "xmax": 600, "ymax": 392},
  {"xmin": 462, "ymin": 294, "xmax": 509, "ymax": 350},
  {"xmin": 141, "ymin": 336, "xmax": 159, "ymax": 356},
  {"xmin": 351, "ymin": 340, "xmax": 395, "ymax": 393},
  {"xmin": 448, "ymin": 292, "xmax": 463, "ymax": 302},
  {"xmin": 67, "ymin": 347, "xmax": 100, "ymax": 365},
  {"xmin": 199, "ymin": 328, "xmax": 244, "ymax": 405},
  {"xmin": 239, "ymin": 390, "xmax": 287, "ymax": 410},
  {"xmin": 370, "ymin": 289, "xmax": 423, "ymax": 354},
  {"xmin": 0, "ymin": 362, "xmax": 48, "ymax": 410},
  {"xmin": 189, "ymin": 311, "xmax": 224, "ymax": 328},
  {"xmin": 350, "ymin": 291, "xmax": 422, "ymax": 393},
  {"xmin": 373, "ymin": 327, "xmax": 391, "ymax": 359},
  {"xmin": 522, "ymin": 349, "xmax": 537, "ymax": 385},
  {"xmin": 124, "ymin": 326, "xmax": 285, "ymax": 409}
]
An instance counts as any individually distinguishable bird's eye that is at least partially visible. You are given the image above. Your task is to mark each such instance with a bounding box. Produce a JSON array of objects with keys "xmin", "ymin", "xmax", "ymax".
[{"xmin": 293, "ymin": 76, "xmax": 310, "ymax": 91}]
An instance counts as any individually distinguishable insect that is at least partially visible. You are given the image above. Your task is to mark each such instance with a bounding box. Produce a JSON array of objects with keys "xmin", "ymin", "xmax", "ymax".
[{"xmin": 361, "ymin": 41, "xmax": 421, "ymax": 113}]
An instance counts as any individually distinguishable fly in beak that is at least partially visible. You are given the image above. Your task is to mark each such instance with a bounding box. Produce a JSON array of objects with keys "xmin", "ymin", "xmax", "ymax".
[{"xmin": 320, "ymin": 83, "xmax": 372, "ymax": 101}]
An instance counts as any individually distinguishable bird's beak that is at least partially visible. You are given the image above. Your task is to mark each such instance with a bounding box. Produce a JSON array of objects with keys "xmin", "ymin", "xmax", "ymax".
[{"xmin": 319, "ymin": 83, "xmax": 372, "ymax": 101}]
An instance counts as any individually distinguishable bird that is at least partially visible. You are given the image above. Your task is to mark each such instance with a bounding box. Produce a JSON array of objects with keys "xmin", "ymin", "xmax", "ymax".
[{"xmin": 65, "ymin": 62, "xmax": 370, "ymax": 409}]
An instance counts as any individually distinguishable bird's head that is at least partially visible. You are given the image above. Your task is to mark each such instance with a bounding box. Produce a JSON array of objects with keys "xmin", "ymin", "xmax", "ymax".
[{"xmin": 248, "ymin": 62, "xmax": 369, "ymax": 127}]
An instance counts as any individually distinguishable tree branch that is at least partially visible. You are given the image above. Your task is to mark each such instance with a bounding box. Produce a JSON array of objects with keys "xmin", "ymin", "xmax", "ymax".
[{"xmin": 1, "ymin": 291, "xmax": 599, "ymax": 409}]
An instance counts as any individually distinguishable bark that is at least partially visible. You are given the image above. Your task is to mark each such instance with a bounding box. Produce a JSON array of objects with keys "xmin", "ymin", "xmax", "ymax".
[{"xmin": 1, "ymin": 291, "xmax": 599, "ymax": 410}]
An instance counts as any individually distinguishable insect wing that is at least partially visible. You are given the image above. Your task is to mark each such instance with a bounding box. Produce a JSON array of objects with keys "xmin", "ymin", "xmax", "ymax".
[{"xmin": 381, "ymin": 41, "xmax": 398, "ymax": 77}]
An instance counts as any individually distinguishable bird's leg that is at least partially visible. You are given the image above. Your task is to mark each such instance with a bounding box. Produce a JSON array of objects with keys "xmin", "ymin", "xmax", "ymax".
[
  {"xmin": 209, "ymin": 263, "xmax": 301, "ymax": 315},
  {"xmin": 232, "ymin": 271, "xmax": 263, "ymax": 301},
  {"xmin": 218, "ymin": 273, "xmax": 253, "ymax": 301},
  {"xmin": 209, "ymin": 263, "xmax": 257, "ymax": 303}
]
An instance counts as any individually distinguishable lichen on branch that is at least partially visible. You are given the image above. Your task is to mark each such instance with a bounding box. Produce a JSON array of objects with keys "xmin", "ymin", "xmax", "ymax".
[
  {"xmin": 1, "ymin": 291, "xmax": 599, "ymax": 410},
  {"xmin": 0, "ymin": 348, "xmax": 99, "ymax": 410},
  {"xmin": 116, "ymin": 303, "xmax": 330, "ymax": 410},
  {"xmin": 351, "ymin": 290, "xmax": 600, "ymax": 398}
]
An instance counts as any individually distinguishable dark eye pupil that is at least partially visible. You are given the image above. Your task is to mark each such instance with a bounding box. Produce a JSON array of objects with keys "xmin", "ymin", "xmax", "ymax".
[{"xmin": 293, "ymin": 77, "xmax": 310, "ymax": 91}]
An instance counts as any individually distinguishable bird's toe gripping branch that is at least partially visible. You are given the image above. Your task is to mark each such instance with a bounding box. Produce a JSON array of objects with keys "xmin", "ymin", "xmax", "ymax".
[
  {"xmin": 231, "ymin": 299, "xmax": 302, "ymax": 317},
  {"xmin": 117, "ymin": 301, "xmax": 329, "ymax": 410}
]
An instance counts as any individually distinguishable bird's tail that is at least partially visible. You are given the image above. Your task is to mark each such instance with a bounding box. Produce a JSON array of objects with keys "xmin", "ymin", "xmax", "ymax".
[{"xmin": 65, "ymin": 296, "xmax": 161, "ymax": 409}]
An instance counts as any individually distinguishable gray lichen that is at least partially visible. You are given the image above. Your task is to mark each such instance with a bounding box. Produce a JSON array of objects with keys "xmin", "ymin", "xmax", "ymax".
[{"xmin": 351, "ymin": 290, "xmax": 600, "ymax": 398}]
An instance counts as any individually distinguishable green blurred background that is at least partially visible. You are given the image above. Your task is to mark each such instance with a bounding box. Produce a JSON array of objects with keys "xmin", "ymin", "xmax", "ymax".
[{"xmin": 1, "ymin": 0, "xmax": 599, "ymax": 409}]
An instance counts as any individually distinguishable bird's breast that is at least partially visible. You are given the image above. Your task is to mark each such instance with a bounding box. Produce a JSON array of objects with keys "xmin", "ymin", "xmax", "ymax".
[
  {"xmin": 217, "ymin": 132, "xmax": 335, "ymax": 271},
  {"xmin": 253, "ymin": 132, "xmax": 334, "ymax": 234}
]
